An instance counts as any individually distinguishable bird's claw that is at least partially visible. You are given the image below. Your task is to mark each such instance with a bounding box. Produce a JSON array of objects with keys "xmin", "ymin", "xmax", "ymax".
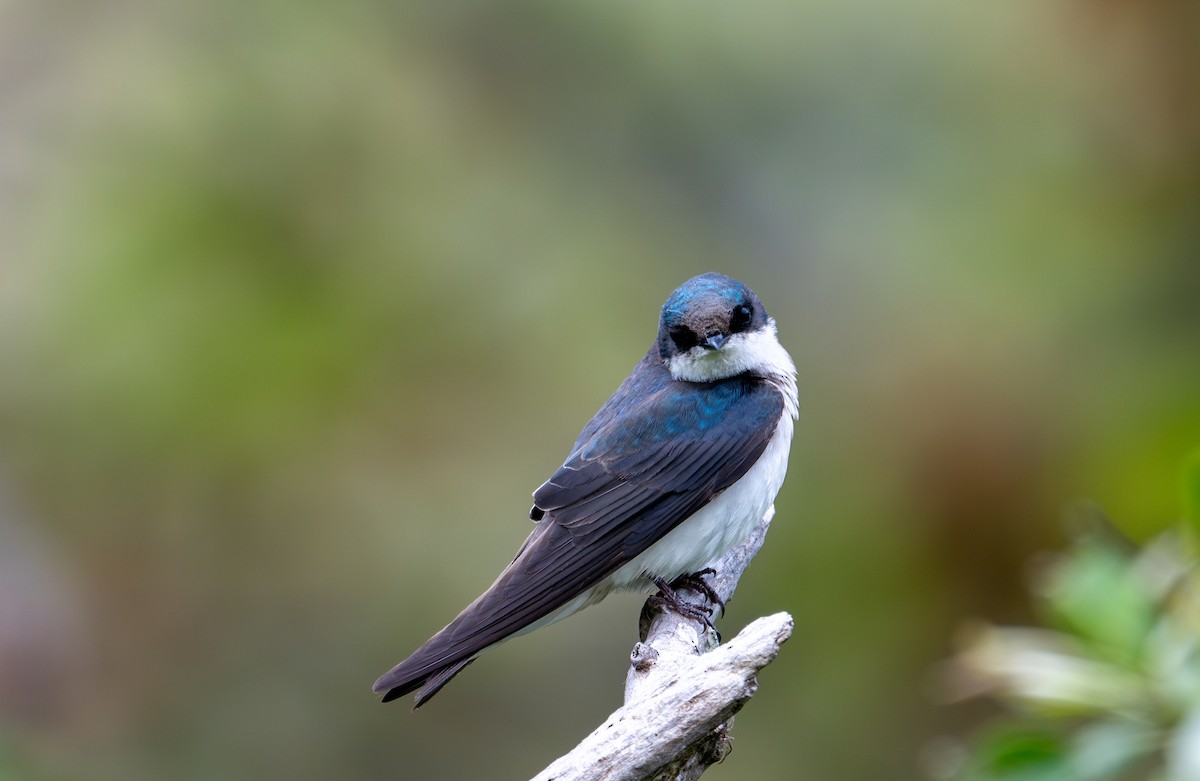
[
  {"xmin": 641, "ymin": 572, "xmax": 723, "ymax": 642},
  {"xmin": 670, "ymin": 568, "xmax": 726, "ymax": 617}
]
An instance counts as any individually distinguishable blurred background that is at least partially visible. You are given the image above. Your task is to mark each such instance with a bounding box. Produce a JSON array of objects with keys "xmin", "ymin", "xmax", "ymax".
[{"xmin": 1, "ymin": 0, "xmax": 1198, "ymax": 779}]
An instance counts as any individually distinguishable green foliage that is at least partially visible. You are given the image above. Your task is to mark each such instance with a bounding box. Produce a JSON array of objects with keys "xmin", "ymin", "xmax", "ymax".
[
  {"xmin": 1040, "ymin": 538, "xmax": 1155, "ymax": 668},
  {"xmin": 950, "ymin": 455, "xmax": 1200, "ymax": 781},
  {"xmin": 967, "ymin": 726, "xmax": 1070, "ymax": 781}
]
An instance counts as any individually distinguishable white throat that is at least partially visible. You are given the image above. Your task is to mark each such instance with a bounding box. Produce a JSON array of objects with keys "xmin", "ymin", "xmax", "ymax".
[{"xmin": 666, "ymin": 319, "xmax": 798, "ymax": 414}]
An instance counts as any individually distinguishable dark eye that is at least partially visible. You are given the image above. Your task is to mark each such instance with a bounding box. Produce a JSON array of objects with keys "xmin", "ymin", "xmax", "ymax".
[
  {"xmin": 669, "ymin": 325, "xmax": 699, "ymax": 351},
  {"xmin": 730, "ymin": 304, "xmax": 753, "ymax": 332}
]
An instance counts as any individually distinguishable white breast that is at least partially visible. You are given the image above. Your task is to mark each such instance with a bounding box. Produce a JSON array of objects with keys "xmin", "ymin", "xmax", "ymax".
[{"xmin": 606, "ymin": 405, "xmax": 795, "ymax": 590}]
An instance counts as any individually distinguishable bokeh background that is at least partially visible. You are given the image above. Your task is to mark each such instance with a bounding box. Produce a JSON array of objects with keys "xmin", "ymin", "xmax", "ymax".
[{"xmin": 2, "ymin": 1, "xmax": 1199, "ymax": 779}]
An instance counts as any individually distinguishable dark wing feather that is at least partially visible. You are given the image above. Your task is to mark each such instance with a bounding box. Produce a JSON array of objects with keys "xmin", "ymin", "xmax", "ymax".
[{"xmin": 373, "ymin": 368, "xmax": 784, "ymax": 704}]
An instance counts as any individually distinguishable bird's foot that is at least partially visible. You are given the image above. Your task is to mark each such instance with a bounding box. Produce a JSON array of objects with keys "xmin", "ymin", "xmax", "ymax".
[
  {"xmin": 641, "ymin": 572, "xmax": 722, "ymax": 642},
  {"xmin": 669, "ymin": 568, "xmax": 726, "ymax": 617}
]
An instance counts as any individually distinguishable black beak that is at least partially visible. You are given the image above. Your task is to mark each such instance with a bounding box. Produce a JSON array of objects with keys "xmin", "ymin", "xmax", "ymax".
[{"xmin": 704, "ymin": 333, "xmax": 728, "ymax": 350}]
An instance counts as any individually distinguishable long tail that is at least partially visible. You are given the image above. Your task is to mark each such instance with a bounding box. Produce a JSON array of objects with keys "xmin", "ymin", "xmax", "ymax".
[
  {"xmin": 373, "ymin": 517, "xmax": 616, "ymax": 707},
  {"xmin": 371, "ymin": 585, "xmax": 513, "ymax": 707}
]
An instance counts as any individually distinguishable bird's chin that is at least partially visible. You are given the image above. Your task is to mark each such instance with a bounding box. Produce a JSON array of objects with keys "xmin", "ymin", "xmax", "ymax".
[{"xmin": 668, "ymin": 348, "xmax": 741, "ymax": 383}]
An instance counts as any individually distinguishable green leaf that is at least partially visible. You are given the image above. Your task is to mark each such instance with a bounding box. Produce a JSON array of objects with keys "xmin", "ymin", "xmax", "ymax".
[
  {"xmin": 956, "ymin": 626, "xmax": 1146, "ymax": 716},
  {"xmin": 1040, "ymin": 538, "xmax": 1155, "ymax": 667},
  {"xmin": 964, "ymin": 725, "xmax": 1073, "ymax": 781}
]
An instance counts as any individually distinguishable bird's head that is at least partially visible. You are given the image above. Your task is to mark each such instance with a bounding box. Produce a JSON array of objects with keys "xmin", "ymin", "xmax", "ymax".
[{"xmin": 657, "ymin": 273, "xmax": 794, "ymax": 383}]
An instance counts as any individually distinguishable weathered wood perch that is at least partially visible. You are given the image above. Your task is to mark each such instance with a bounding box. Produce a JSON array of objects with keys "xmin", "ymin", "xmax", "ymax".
[{"xmin": 531, "ymin": 506, "xmax": 793, "ymax": 781}]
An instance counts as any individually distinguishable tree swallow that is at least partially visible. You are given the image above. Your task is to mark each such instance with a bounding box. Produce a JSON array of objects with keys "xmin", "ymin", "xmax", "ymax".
[{"xmin": 373, "ymin": 272, "xmax": 798, "ymax": 707}]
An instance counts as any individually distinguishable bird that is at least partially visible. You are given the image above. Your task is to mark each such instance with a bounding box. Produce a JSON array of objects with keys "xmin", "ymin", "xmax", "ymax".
[{"xmin": 373, "ymin": 272, "xmax": 798, "ymax": 707}]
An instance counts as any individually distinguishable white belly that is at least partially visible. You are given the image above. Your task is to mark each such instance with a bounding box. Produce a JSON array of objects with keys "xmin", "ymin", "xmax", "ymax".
[{"xmin": 607, "ymin": 409, "xmax": 794, "ymax": 589}]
